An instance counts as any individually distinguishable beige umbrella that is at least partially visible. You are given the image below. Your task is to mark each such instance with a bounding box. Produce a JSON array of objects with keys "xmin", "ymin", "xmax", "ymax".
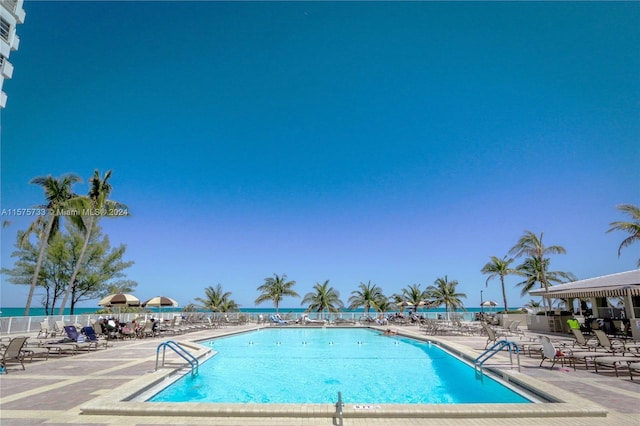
[
  {"xmin": 142, "ymin": 296, "xmax": 179, "ymax": 308},
  {"xmin": 142, "ymin": 296, "xmax": 179, "ymax": 319},
  {"xmin": 98, "ymin": 293, "xmax": 140, "ymax": 307}
]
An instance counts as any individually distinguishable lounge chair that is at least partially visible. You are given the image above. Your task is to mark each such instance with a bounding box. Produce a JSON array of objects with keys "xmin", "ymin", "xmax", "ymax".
[
  {"xmin": 54, "ymin": 320, "xmax": 68, "ymax": 336},
  {"xmin": 120, "ymin": 322, "xmax": 136, "ymax": 339},
  {"xmin": 22, "ymin": 337, "xmax": 51, "ymax": 362},
  {"xmin": 270, "ymin": 314, "xmax": 289, "ymax": 326},
  {"xmin": 593, "ymin": 329, "xmax": 633, "ymax": 355},
  {"xmin": 506, "ymin": 320, "xmax": 525, "ymax": 338},
  {"xmin": 1, "ymin": 336, "xmax": 28, "ymax": 372},
  {"xmin": 570, "ymin": 329, "xmax": 599, "ymax": 351},
  {"xmin": 39, "ymin": 336, "xmax": 80, "ymax": 356},
  {"xmin": 300, "ymin": 315, "xmax": 326, "ymax": 325},
  {"xmin": 539, "ymin": 336, "xmax": 576, "ymax": 370},
  {"xmin": 628, "ymin": 362, "xmax": 640, "ymax": 381},
  {"xmin": 81, "ymin": 326, "xmax": 109, "ymax": 348},
  {"xmin": 64, "ymin": 325, "xmax": 98, "ymax": 351},
  {"xmin": 593, "ymin": 355, "xmax": 639, "ymax": 378},
  {"xmin": 481, "ymin": 322, "xmax": 508, "ymax": 349},
  {"xmin": 36, "ymin": 321, "xmax": 53, "ymax": 339},
  {"xmin": 496, "ymin": 320, "xmax": 514, "ymax": 335},
  {"xmin": 334, "ymin": 317, "xmax": 357, "ymax": 325},
  {"xmin": 136, "ymin": 321, "xmax": 156, "ymax": 338}
]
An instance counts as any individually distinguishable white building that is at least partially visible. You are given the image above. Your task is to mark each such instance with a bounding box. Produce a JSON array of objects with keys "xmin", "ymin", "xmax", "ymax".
[{"xmin": 0, "ymin": 0, "xmax": 25, "ymax": 109}]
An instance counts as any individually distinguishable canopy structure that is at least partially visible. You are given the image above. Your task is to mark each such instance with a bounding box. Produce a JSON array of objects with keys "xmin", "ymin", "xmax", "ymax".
[
  {"xmin": 529, "ymin": 270, "xmax": 640, "ymax": 299},
  {"xmin": 530, "ymin": 270, "xmax": 640, "ymax": 341}
]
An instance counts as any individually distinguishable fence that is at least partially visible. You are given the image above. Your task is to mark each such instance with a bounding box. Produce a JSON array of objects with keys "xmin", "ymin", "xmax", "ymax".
[{"xmin": 0, "ymin": 310, "xmax": 478, "ymax": 336}]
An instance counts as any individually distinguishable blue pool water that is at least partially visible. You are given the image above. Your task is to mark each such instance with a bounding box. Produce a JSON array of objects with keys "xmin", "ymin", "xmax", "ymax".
[{"xmin": 149, "ymin": 328, "xmax": 531, "ymax": 404}]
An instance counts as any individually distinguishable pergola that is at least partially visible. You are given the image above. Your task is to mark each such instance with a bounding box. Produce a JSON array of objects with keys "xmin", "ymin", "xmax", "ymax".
[{"xmin": 530, "ymin": 270, "xmax": 640, "ymax": 340}]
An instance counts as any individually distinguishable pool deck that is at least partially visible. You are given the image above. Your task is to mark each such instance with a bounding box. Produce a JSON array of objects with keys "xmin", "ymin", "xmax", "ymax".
[{"xmin": 1, "ymin": 323, "xmax": 638, "ymax": 425}]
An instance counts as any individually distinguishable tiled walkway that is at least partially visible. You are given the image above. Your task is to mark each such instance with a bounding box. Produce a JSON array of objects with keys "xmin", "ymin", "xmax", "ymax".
[{"xmin": 1, "ymin": 324, "xmax": 638, "ymax": 425}]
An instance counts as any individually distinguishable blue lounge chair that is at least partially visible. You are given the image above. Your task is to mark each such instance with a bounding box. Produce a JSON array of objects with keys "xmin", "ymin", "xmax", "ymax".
[
  {"xmin": 82, "ymin": 326, "xmax": 109, "ymax": 348},
  {"xmin": 64, "ymin": 326, "xmax": 98, "ymax": 351},
  {"xmin": 270, "ymin": 315, "xmax": 289, "ymax": 325}
]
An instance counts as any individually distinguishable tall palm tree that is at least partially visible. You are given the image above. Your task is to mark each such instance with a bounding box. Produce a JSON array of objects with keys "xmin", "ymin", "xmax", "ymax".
[
  {"xmin": 481, "ymin": 255, "xmax": 519, "ymax": 313},
  {"xmin": 255, "ymin": 273, "xmax": 299, "ymax": 315},
  {"xmin": 607, "ymin": 203, "xmax": 640, "ymax": 267},
  {"xmin": 425, "ymin": 275, "xmax": 466, "ymax": 320},
  {"xmin": 59, "ymin": 170, "xmax": 129, "ymax": 315},
  {"xmin": 400, "ymin": 283, "xmax": 427, "ymax": 308},
  {"xmin": 301, "ymin": 280, "xmax": 344, "ymax": 319},
  {"xmin": 21, "ymin": 174, "xmax": 83, "ymax": 316},
  {"xmin": 377, "ymin": 298, "xmax": 394, "ymax": 314},
  {"xmin": 196, "ymin": 284, "xmax": 235, "ymax": 313},
  {"xmin": 508, "ymin": 230, "xmax": 571, "ymax": 312},
  {"xmin": 514, "ymin": 257, "xmax": 575, "ymax": 296},
  {"xmin": 347, "ymin": 281, "xmax": 386, "ymax": 315}
]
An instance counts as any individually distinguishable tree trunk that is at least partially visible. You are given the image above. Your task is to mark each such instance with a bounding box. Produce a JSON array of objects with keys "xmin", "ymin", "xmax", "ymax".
[
  {"xmin": 24, "ymin": 217, "xmax": 55, "ymax": 316},
  {"xmin": 58, "ymin": 216, "xmax": 95, "ymax": 315},
  {"xmin": 500, "ymin": 277, "xmax": 508, "ymax": 313}
]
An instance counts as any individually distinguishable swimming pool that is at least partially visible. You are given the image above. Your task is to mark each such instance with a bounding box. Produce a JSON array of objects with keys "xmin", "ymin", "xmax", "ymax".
[{"xmin": 148, "ymin": 328, "xmax": 531, "ymax": 404}]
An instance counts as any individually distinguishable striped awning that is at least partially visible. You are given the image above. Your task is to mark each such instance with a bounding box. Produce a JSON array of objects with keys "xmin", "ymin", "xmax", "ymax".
[{"xmin": 529, "ymin": 270, "xmax": 640, "ymax": 299}]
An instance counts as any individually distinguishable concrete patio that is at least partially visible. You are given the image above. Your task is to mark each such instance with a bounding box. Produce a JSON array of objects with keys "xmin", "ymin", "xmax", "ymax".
[{"xmin": 1, "ymin": 323, "xmax": 638, "ymax": 425}]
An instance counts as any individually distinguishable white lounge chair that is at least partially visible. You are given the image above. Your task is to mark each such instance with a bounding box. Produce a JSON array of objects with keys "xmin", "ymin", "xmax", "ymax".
[{"xmin": 539, "ymin": 336, "xmax": 576, "ymax": 370}]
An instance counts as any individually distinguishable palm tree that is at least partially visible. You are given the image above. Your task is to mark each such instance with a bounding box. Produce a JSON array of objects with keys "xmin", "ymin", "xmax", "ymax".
[
  {"xmin": 301, "ymin": 280, "xmax": 344, "ymax": 319},
  {"xmin": 508, "ymin": 230, "xmax": 571, "ymax": 312},
  {"xmin": 481, "ymin": 255, "xmax": 519, "ymax": 313},
  {"xmin": 255, "ymin": 273, "xmax": 299, "ymax": 315},
  {"xmin": 607, "ymin": 203, "xmax": 640, "ymax": 267},
  {"xmin": 59, "ymin": 169, "xmax": 129, "ymax": 315},
  {"xmin": 347, "ymin": 281, "xmax": 386, "ymax": 315},
  {"xmin": 21, "ymin": 174, "xmax": 83, "ymax": 316},
  {"xmin": 425, "ymin": 275, "xmax": 466, "ymax": 320},
  {"xmin": 196, "ymin": 284, "xmax": 235, "ymax": 313},
  {"xmin": 523, "ymin": 299, "xmax": 542, "ymax": 311},
  {"xmin": 377, "ymin": 298, "xmax": 394, "ymax": 314},
  {"xmin": 400, "ymin": 283, "xmax": 427, "ymax": 308},
  {"xmin": 514, "ymin": 257, "xmax": 575, "ymax": 296}
]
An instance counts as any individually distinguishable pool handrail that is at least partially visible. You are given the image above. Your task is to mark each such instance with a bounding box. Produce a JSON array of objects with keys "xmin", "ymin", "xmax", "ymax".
[
  {"xmin": 156, "ymin": 340, "xmax": 199, "ymax": 375},
  {"xmin": 474, "ymin": 339, "xmax": 521, "ymax": 373}
]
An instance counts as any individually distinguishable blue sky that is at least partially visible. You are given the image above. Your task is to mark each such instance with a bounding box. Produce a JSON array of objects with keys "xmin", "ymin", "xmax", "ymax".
[{"xmin": 1, "ymin": 1, "xmax": 639, "ymax": 310}]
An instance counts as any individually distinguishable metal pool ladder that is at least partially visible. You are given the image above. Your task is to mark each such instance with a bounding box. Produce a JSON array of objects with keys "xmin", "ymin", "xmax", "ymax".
[
  {"xmin": 474, "ymin": 340, "xmax": 520, "ymax": 373},
  {"xmin": 156, "ymin": 340, "xmax": 199, "ymax": 375},
  {"xmin": 333, "ymin": 391, "xmax": 344, "ymax": 426}
]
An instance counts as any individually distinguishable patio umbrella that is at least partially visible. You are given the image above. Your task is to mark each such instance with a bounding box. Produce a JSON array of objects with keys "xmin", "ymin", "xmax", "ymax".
[
  {"xmin": 142, "ymin": 296, "xmax": 179, "ymax": 319},
  {"xmin": 396, "ymin": 301, "xmax": 414, "ymax": 312},
  {"xmin": 98, "ymin": 293, "xmax": 141, "ymax": 307},
  {"xmin": 142, "ymin": 296, "xmax": 179, "ymax": 308},
  {"xmin": 481, "ymin": 300, "xmax": 498, "ymax": 314}
]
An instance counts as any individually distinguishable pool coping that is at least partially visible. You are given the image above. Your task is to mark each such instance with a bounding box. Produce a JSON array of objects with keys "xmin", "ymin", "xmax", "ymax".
[{"xmin": 80, "ymin": 326, "xmax": 608, "ymax": 420}]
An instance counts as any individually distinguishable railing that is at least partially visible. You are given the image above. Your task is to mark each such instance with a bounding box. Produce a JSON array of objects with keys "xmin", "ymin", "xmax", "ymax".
[
  {"xmin": 3, "ymin": 0, "xmax": 18, "ymax": 12},
  {"xmin": 0, "ymin": 310, "xmax": 482, "ymax": 335},
  {"xmin": 156, "ymin": 340, "xmax": 198, "ymax": 375},
  {"xmin": 333, "ymin": 391, "xmax": 344, "ymax": 426},
  {"xmin": 474, "ymin": 340, "xmax": 521, "ymax": 373},
  {"xmin": 0, "ymin": 17, "xmax": 10, "ymax": 42},
  {"xmin": 596, "ymin": 306, "xmax": 625, "ymax": 319}
]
